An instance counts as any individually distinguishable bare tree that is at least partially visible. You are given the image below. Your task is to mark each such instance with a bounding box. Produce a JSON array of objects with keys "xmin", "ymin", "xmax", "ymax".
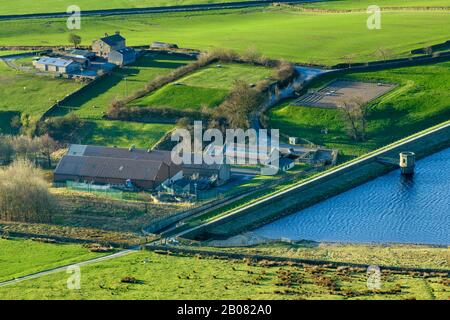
[
  {"xmin": 338, "ymin": 98, "xmax": 368, "ymax": 141},
  {"xmin": 0, "ymin": 159, "xmax": 55, "ymax": 223},
  {"xmin": 69, "ymin": 33, "xmax": 82, "ymax": 48},
  {"xmin": 375, "ymin": 47, "xmax": 393, "ymax": 62}
]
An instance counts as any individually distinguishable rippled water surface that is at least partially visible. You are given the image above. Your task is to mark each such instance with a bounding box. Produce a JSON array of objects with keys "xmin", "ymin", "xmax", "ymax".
[{"xmin": 252, "ymin": 148, "xmax": 450, "ymax": 245}]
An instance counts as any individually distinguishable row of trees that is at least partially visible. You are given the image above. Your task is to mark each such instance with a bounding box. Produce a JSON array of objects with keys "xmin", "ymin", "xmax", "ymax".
[
  {"xmin": 0, "ymin": 134, "xmax": 58, "ymax": 167},
  {"xmin": 0, "ymin": 159, "xmax": 55, "ymax": 223}
]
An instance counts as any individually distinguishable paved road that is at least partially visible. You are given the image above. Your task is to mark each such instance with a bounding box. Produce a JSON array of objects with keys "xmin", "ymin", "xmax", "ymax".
[
  {"xmin": 0, "ymin": 0, "xmax": 322, "ymax": 21},
  {"xmin": 0, "ymin": 248, "xmax": 138, "ymax": 288}
]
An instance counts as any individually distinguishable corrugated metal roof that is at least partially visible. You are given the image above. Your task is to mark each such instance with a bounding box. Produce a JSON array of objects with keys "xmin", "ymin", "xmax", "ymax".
[
  {"xmin": 68, "ymin": 144, "xmax": 173, "ymax": 165},
  {"xmin": 35, "ymin": 57, "xmax": 76, "ymax": 67},
  {"xmin": 55, "ymin": 155, "xmax": 167, "ymax": 181}
]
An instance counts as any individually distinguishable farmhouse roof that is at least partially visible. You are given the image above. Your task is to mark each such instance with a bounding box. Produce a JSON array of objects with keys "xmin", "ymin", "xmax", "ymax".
[
  {"xmin": 55, "ymin": 155, "xmax": 168, "ymax": 182},
  {"xmin": 100, "ymin": 34, "xmax": 125, "ymax": 46},
  {"xmin": 35, "ymin": 57, "xmax": 76, "ymax": 67}
]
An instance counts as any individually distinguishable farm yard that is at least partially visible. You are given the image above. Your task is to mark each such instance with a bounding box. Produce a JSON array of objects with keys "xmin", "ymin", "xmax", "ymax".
[
  {"xmin": 0, "ymin": 7, "xmax": 449, "ymax": 65},
  {"xmin": 0, "ymin": 249, "xmax": 447, "ymax": 300},
  {"xmin": 267, "ymin": 62, "xmax": 450, "ymax": 159},
  {"xmin": 132, "ymin": 63, "xmax": 273, "ymax": 110}
]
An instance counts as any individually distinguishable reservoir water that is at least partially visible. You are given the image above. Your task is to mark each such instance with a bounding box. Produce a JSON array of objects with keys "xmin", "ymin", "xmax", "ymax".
[{"xmin": 252, "ymin": 148, "xmax": 450, "ymax": 245}]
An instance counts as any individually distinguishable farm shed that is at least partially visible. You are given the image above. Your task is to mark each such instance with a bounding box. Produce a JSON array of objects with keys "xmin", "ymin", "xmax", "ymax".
[
  {"xmin": 33, "ymin": 57, "xmax": 81, "ymax": 74},
  {"xmin": 108, "ymin": 47, "xmax": 136, "ymax": 66},
  {"xmin": 54, "ymin": 155, "xmax": 180, "ymax": 190}
]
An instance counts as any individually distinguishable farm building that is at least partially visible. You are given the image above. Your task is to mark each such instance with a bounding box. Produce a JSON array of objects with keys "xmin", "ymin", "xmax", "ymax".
[
  {"xmin": 33, "ymin": 57, "xmax": 81, "ymax": 74},
  {"xmin": 54, "ymin": 155, "xmax": 181, "ymax": 190},
  {"xmin": 55, "ymin": 144, "xmax": 231, "ymax": 190},
  {"xmin": 108, "ymin": 47, "xmax": 136, "ymax": 66},
  {"xmin": 92, "ymin": 32, "xmax": 126, "ymax": 58},
  {"xmin": 66, "ymin": 49, "xmax": 96, "ymax": 60},
  {"xmin": 151, "ymin": 41, "xmax": 179, "ymax": 50},
  {"xmin": 181, "ymin": 162, "xmax": 231, "ymax": 186}
]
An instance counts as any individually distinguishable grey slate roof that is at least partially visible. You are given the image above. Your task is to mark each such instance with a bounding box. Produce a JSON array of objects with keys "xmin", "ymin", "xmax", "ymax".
[
  {"xmin": 68, "ymin": 144, "xmax": 173, "ymax": 165},
  {"xmin": 55, "ymin": 155, "xmax": 167, "ymax": 181},
  {"xmin": 100, "ymin": 34, "xmax": 125, "ymax": 46}
]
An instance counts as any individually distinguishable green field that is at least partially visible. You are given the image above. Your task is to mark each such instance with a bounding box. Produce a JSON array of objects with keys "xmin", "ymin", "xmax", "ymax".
[
  {"xmin": 0, "ymin": 60, "xmax": 80, "ymax": 133},
  {"xmin": 51, "ymin": 52, "xmax": 193, "ymax": 120},
  {"xmin": 268, "ymin": 62, "xmax": 450, "ymax": 158},
  {"xmin": 0, "ymin": 250, "xmax": 447, "ymax": 300},
  {"xmin": 79, "ymin": 120, "xmax": 174, "ymax": 148},
  {"xmin": 133, "ymin": 63, "xmax": 272, "ymax": 110},
  {"xmin": 302, "ymin": 0, "xmax": 450, "ymax": 10},
  {"xmin": 0, "ymin": 7, "xmax": 448, "ymax": 64},
  {"xmin": 0, "ymin": 0, "xmax": 250, "ymax": 15},
  {"xmin": 215, "ymin": 242, "xmax": 450, "ymax": 270},
  {"xmin": 1, "ymin": 0, "xmax": 447, "ymax": 15},
  {"xmin": 0, "ymin": 238, "xmax": 107, "ymax": 283}
]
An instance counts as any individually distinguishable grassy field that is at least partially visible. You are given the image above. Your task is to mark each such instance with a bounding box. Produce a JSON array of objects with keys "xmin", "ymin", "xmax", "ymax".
[
  {"xmin": 0, "ymin": 250, "xmax": 447, "ymax": 300},
  {"xmin": 302, "ymin": 0, "xmax": 450, "ymax": 10},
  {"xmin": 0, "ymin": 8, "xmax": 448, "ymax": 65},
  {"xmin": 267, "ymin": 62, "xmax": 450, "ymax": 158},
  {"xmin": 78, "ymin": 120, "xmax": 174, "ymax": 148},
  {"xmin": 0, "ymin": 0, "xmax": 250, "ymax": 15},
  {"xmin": 50, "ymin": 52, "xmax": 193, "ymax": 120},
  {"xmin": 0, "ymin": 60, "xmax": 80, "ymax": 133},
  {"xmin": 0, "ymin": 238, "xmax": 108, "ymax": 283},
  {"xmin": 133, "ymin": 63, "xmax": 272, "ymax": 110},
  {"xmin": 214, "ymin": 242, "xmax": 450, "ymax": 270}
]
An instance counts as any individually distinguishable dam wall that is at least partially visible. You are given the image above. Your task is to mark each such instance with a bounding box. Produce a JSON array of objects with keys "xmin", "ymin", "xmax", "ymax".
[{"xmin": 183, "ymin": 121, "xmax": 450, "ymax": 240}]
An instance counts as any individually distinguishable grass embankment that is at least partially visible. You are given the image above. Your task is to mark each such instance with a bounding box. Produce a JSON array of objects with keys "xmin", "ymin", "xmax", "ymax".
[
  {"xmin": 0, "ymin": 250, "xmax": 447, "ymax": 300},
  {"xmin": 268, "ymin": 62, "xmax": 450, "ymax": 159},
  {"xmin": 0, "ymin": 7, "xmax": 448, "ymax": 64},
  {"xmin": 0, "ymin": 238, "xmax": 109, "ymax": 283},
  {"xmin": 211, "ymin": 242, "xmax": 450, "ymax": 271},
  {"xmin": 51, "ymin": 188, "xmax": 186, "ymax": 233},
  {"xmin": 0, "ymin": 0, "xmax": 250, "ymax": 15},
  {"xmin": 133, "ymin": 63, "xmax": 272, "ymax": 110},
  {"xmin": 0, "ymin": 60, "xmax": 80, "ymax": 134}
]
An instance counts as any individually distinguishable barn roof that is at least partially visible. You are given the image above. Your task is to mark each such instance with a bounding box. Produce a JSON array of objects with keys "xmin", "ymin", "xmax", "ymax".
[{"xmin": 55, "ymin": 155, "xmax": 168, "ymax": 182}]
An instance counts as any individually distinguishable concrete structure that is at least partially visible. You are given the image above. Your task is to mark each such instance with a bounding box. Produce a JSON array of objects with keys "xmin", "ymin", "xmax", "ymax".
[
  {"xmin": 399, "ymin": 152, "xmax": 415, "ymax": 175},
  {"xmin": 108, "ymin": 47, "xmax": 136, "ymax": 66},
  {"xmin": 92, "ymin": 32, "xmax": 126, "ymax": 58},
  {"xmin": 33, "ymin": 57, "xmax": 81, "ymax": 74},
  {"xmin": 182, "ymin": 162, "xmax": 231, "ymax": 186}
]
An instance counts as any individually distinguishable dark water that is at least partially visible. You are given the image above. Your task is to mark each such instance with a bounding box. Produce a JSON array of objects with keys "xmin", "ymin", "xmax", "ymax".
[{"xmin": 252, "ymin": 148, "xmax": 450, "ymax": 245}]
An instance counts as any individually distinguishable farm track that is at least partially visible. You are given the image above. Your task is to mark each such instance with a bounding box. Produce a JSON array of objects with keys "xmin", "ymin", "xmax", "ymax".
[
  {"xmin": 0, "ymin": 0, "xmax": 320, "ymax": 21},
  {"xmin": 0, "ymin": 248, "xmax": 138, "ymax": 288}
]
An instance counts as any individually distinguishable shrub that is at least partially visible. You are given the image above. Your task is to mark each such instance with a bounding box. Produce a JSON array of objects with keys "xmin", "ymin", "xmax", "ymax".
[{"xmin": 0, "ymin": 159, "xmax": 55, "ymax": 223}]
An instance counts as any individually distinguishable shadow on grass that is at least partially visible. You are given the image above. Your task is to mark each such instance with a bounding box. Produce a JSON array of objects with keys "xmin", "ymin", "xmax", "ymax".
[{"xmin": 0, "ymin": 111, "xmax": 20, "ymax": 135}]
